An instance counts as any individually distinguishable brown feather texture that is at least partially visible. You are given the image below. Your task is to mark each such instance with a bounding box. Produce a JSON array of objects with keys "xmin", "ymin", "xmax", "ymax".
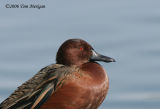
[{"xmin": 0, "ymin": 39, "xmax": 115, "ymax": 109}]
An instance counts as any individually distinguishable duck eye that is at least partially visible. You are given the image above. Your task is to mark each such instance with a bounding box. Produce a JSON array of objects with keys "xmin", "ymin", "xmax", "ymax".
[{"xmin": 80, "ymin": 47, "xmax": 83, "ymax": 51}]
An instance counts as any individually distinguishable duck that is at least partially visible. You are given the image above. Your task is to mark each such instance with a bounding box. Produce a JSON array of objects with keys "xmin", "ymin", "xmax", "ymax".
[{"xmin": 0, "ymin": 39, "xmax": 115, "ymax": 109}]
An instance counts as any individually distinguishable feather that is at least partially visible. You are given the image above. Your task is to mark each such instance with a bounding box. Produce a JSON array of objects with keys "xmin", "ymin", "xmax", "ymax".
[{"xmin": 0, "ymin": 64, "xmax": 70, "ymax": 109}]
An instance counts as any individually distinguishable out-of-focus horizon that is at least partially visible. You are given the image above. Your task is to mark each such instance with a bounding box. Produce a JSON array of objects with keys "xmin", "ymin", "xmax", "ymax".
[{"xmin": 0, "ymin": 0, "xmax": 160, "ymax": 109}]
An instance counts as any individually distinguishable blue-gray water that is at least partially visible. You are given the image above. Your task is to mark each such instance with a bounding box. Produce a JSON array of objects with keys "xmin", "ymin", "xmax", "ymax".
[{"xmin": 0, "ymin": 0, "xmax": 160, "ymax": 109}]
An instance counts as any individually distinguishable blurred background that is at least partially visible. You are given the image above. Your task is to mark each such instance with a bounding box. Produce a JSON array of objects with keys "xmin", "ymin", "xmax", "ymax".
[{"xmin": 0, "ymin": 0, "xmax": 160, "ymax": 109}]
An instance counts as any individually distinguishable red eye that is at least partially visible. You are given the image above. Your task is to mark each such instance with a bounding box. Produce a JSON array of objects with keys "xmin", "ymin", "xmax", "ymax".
[{"xmin": 80, "ymin": 47, "xmax": 83, "ymax": 51}]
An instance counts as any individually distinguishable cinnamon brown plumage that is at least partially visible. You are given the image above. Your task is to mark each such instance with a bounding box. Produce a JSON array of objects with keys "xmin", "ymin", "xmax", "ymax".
[{"xmin": 0, "ymin": 39, "xmax": 115, "ymax": 109}]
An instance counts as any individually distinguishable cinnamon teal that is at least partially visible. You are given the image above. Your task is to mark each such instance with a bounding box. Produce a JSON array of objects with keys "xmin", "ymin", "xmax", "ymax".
[{"xmin": 0, "ymin": 39, "xmax": 115, "ymax": 109}]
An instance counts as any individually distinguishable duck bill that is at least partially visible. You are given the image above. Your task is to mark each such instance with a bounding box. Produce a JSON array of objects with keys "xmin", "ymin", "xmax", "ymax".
[{"xmin": 90, "ymin": 50, "xmax": 115, "ymax": 63}]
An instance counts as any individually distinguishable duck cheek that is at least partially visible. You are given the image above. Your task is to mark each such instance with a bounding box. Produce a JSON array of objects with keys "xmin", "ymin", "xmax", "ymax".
[{"xmin": 81, "ymin": 51, "xmax": 91, "ymax": 60}]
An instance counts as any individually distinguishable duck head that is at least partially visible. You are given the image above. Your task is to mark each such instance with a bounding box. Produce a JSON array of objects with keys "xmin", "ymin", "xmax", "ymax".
[{"xmin": 56, "ymin": 39, "xmax": 115, "ymax": 66}]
